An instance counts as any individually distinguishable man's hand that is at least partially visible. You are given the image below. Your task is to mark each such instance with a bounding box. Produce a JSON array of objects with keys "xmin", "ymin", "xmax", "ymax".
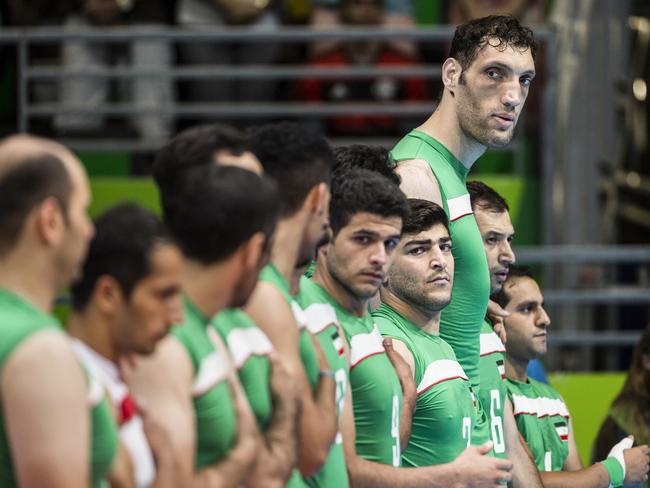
[
  {"xmin": 309, "ymin": 332, "xmax": 332, "ymax": 375},
  {"xmin": 231, "ymin": 378, "xmax": 261, "ymax": 456},
  {"xmin": 140, "ymin": 400, "xmax": 184, "ymax": 488},
  {"xmin": 450, "ymin": 442, "xmax": 513, "ymax": 488},
  {"xmin": 383, "ymin": 337, "xmax": 416, "ymax": 414},
  {"xmin": 622, "ymin": 443, "xmax": 650, "ymax": 484},
  {"xmin": 269, "ymin": 351, "xmax": 301, "ymax": 405},
  {"xmin": 486, "ymin": 300, "xmax": 508, "ymax": 344}
]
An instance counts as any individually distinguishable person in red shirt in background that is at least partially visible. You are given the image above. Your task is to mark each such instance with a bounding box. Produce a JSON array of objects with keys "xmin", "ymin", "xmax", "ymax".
[{"xmin": 295, "ymin": 0, "xmax": 431, "ymax": 136}]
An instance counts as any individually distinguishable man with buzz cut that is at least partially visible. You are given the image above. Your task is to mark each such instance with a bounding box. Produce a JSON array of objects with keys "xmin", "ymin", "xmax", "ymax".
[
  {"xmin": 0, "ymin": 134, "xmax": 117, "ymax": 488},
  {"xmin": 391, "ymin": 15, "xmax": 542, "ymax": 485},
  {"xmin": 244, "ymin": 122, "xmax": 339, "ymax": 486},
  {"xmin": 373, "ymin": 198, "xmax": 480, "ymax": 467},
  {"xmin": 127, "ymin": 164, "xmax": 281, "ymax": 487},
  {"xmin": 301, "ymin": 168, "xmax": 515, "ymax": 488},
  {"xmin": 497, "ymin": 266, "xmax": 650, "ymax": 488}
]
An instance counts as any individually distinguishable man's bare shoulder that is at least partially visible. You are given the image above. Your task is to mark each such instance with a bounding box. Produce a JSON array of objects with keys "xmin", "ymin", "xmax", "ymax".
[{"xmin": 395, "ymin": 159, "xmax": 442, "ymax": 205}]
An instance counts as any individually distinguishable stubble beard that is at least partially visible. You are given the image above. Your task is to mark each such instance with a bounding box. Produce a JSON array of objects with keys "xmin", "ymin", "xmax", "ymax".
[{"xmin": 456, "ymin": 85, "xmax": 516, "ymax": 149}]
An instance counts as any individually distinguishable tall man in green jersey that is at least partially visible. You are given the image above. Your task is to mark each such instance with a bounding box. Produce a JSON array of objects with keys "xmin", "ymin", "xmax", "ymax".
[
  {"xmin": 128, "ymin": 165, "xmax": 280, "ymax": 487},
  {"xmin": 496, "ymin": 266, "xmax": 650, "ymax": 487},
  {"xmin": 154, "ymin": 125, "xmax": 300, "ymax": 487},
  {"xmin": 305, "ymin": 168, "xmax": 515, "ymax": 488},
  {"xmin": 244, "ymin": 122, "xmax": 339, "ymax": 483},
  {"xmin": 0, "ymin": 135, "xmax": 118, "ymax": 487},
  {"xmin": 374, "ymin": 199, "xmax": 481, "ymax": 467},
  {"xmin": 391, "ymin": 15, "xmax": 542, "ymax": 486}
]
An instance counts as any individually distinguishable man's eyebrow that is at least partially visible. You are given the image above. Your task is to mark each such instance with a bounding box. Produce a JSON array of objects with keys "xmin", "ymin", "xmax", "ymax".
[
  {"xmin": 517, "ymin": 300, "xmax": 538, "ymax": 310},
  {"xmin": 482, "ymin": 60, "xmax": 536, "ymax": 78},
  {"xmin": 438, "ymin": 236, "xmax": 452, "ymax": 244},
  {"xmin": 404, "ymin": 239, "xmax": 432, "ymax": 247}
]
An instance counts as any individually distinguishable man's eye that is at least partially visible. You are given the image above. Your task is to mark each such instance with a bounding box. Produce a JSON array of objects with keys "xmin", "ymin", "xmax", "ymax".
[
  {"xmin": 355, "ymin": 236, "xmax": 370, "ymax": 245},
  {"xmin": 485, "ymin": 237, "xmax": 496, "ymax": 245},
  {"xmin": 385, "ymin": 239, "xmax": 399, "ymax": 252},
  {"xmin": 440, "ymin": 243, "xmax": 452, "ymax": 252},
  {"xmin": 521, "ymin": 77, "xmax": 532, "ymax": 87},
  {"xmin": 409, "ymin": 247, "xmax": 425, "ymax": 256},
  {"xmin": 487, "ymin": 69, "xmax": 500, "ymax": 80}
]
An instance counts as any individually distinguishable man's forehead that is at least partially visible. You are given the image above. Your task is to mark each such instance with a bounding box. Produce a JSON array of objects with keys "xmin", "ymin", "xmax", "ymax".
[
  {"xmin": 346, "ymin": 212, "xmax": 402, "ymax": 234},
  {"xmin": 506, "ymin": 276, "xmax": 542, "ymax": 303},
  {"xmin": 404, "ymin": 223, "xmax": 449, "ymax": 243},
  {"xmin": 475, "ymin": 209, "xmax": 514, "ymax": 232},
  {"xmin": 472, "ymin": 41, "xmax": 535, "ymax": 72}
]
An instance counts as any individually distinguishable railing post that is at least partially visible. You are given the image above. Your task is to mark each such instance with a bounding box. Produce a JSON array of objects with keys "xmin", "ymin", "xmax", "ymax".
[{"xmin": 17, "ymin": 36, "xmax": 28, "ymax": 133}]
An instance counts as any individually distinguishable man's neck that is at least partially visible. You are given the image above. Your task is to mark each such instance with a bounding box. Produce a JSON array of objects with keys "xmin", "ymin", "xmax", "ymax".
[
  {"xmin": 0, "ymin": 255, "xmax": 56, "ymax": 313},
  {"xmin": 270, "ymin": 212, "xmax": 307, "ymax": 285},
  {"xmin": 312, "ymin": 258, "xmax": 368, "ymax": 317},
  {"xmin": 380, "ymin": 288, "xmax": 441, "ymax": 334},
  {"xmin": 183, "ymin": 260, "xmax": 233, "ymax": 320},
  {"xmin": 505, "ymin": 354, "xmax": 529, "ymax": 383},
  {"xmin": 67, "ymin": 309, "xmax": 119, "ymax": 363},
  {"xmin": 417, "ymin": 97, "xmax": 487, "ymax": 169}
]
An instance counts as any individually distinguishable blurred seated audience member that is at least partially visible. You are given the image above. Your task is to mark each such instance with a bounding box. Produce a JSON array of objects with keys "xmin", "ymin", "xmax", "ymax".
[
  {"xmin": 593, "ymin": 325, "xmax": 650, "ymax": 487},
  {"xmin": 55, "ymin": 0, "xmax": 174, "ymax": 141},
  {"xmin": 177, "ymin": 0, "xmax": 280, "ymax": 108},
  {"xmin": 310, "ymin": 0, "xmax": 416, "ymax": 57},
  {"xmin": 446, "ymin": 0, "xmax": 546, "ymax": 25},
  {"xmin": 295, "ymin": 0, "xmax": 430, "ymax": 137}
]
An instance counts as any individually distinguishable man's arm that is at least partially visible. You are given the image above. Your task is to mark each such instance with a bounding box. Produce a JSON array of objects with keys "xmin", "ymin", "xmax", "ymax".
[
  {"xmin": 503, "ymin": 398, "xmax": 543, "ymax": 488},
  {"xmin": 382, "ymin": 337, "xmax": 416, "ymax": 450},
  {"xmin": 3, "ymin": 330, "xmax": 89, "ymax": 488},
  {"xmin": 395, "ymin": 159, "xmax": 444, "ymax": 205},
  {"xmin": 126, "ymin": 335, "xmax": 258, "ymax": 488},
  {"xmin": 341, "ymin": 387, "xmax": 513, "ymax": 488},
  {"xmin": 245, "ymin": 353, "xmax": 300, "ymax": 488},
  {"xmin": 245, "ymin": 282, "xmax": 337, "ymax": 477}
]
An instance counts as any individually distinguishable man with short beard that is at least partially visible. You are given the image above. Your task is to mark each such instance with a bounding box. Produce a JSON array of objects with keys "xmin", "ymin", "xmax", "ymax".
[{"xmin": 391, "ymin": 15, "xmax": 541, "ymax": 486}]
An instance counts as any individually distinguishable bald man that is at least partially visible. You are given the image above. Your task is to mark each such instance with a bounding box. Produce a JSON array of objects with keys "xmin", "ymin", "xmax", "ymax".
[{"xmin": 0, "ymin": 135, "xmax": 118, "ymax": 488}]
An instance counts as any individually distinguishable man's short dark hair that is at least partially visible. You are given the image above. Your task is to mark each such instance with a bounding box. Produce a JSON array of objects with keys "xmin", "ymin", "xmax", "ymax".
[
  {"xmin": 153, "ymin": 124, "xmax": 248, "ymax": 216},
  {"xmin": 402, "ymin": 199, "xmax": 449, "ymax": 236},
  {"xmin": 71, "ymin": 203, "xmax": 175, "ymax": 311},
  {"xmin": 333, "ymin": 145, "xmax": 400, "ymax": 186},
  {"xmin": 246, "ymin": 122, "xmax": 333, "ymax": 217},
  {"xmin": 493, "ymin": 265, "xmax": 534, "ymax": 309},
  {"xmin": 167, "ymin": 165, "xmax": 280, "ymax": 264},
  {"xmin": 467, "ymin": 180, "xmax": 510, "ymax": 213},
  {"xmin": 329, "ymin": 168, "xmax": 408, "ymax": 236},
  {"xmin": 449, "ymin": 15, "xmax": 537, "ymax": 73},
  {"xmin": 0, "ymin": 153, "xmax": 72, "ymax": 256}
]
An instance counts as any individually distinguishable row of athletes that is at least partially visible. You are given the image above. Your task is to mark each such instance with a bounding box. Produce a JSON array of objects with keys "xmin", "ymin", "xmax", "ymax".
[{"xmin": 1, "ymin": 13, "xmax": 649, "ymax": 488}]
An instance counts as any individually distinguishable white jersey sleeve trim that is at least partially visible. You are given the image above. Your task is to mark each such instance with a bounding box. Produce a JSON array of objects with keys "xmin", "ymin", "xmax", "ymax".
[
  {"xmin": 291, "ymin": 301, "xmax": 307, "ymax": 330},
  {"xmin": 447, "ymin": 194, "xmax": 473, "ymax": 222},
  {"xmin": 192, "ymin": 351, "xmax": 229, "ymax": 397},
  {"xmin": 511, "ymin": 393, "xmax": 570, "ymax": 419},
  {"xmin": 350, "ymin": 325, "xmax": 385, "ymax": 369},
  {"xmin": 302, "ymin": 302, "xmax": 339, "ymax": 335},
  {"xmin": 480, "ymin": 331, "xmax": 506, "ymax": 356},
  {"xmin": 226, "ymin": 327, "xmax": 274, "ymax": 369},
  {"xmin": 416, "ymin": 359, "xmax": 468, "ymax": 395}
]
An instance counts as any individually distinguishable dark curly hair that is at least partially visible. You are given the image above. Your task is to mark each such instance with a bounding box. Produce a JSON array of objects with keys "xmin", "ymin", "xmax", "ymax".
[{"xmin": 449, "ymin": 15, "xmax": 537, "ymax": 73}]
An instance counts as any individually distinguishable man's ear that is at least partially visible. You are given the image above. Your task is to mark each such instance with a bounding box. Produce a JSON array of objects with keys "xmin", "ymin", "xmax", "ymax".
[
  {"xmin": 442, "ymin": 58, "xmax": 462, "ymax": 95},
  {"xmin": 93, "ymin": 275, "xmax": 125, "ymax": 316},
  {"xmin": 35, "ymin": 197, "xmax": 65, "ymax": 247},
  {"xmin": 305, "ymin": 182, "xmax": 328, "ymax": 215},
  {"xmin": 239, "ymin": 231, "xmax": 266, "ymax": 273}
]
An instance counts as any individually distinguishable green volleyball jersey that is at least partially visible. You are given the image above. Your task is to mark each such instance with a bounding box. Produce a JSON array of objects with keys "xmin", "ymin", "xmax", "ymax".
[
  {"xmin": 259, "ymin": 264, "xmax": 317, "ymax": 488},
  {"xmin": 172, "ymin": 297, "xmax": 236, "ymax": 469},
  {"xmin": 297, "ymin": 276, "xmax": 350, "ymax": 488},
  {"xmin": 478, "ymin": 319, "xmax": 507, "ymax": 458},
  {"xmin": 506, "ymin": 377, "xmax": 570, "ymax": 471},
  {"xmin": 213, "ymin": 308, "xmax": 273, "ymax": 431},
  {"xmin": 373, "ymin": 303, "xmax": 476, "ymax": 466},
  {"xmin": 391, "ymin": 131, "xmax": 490, "ymax": 394},
  {"xmin": 300, "ymin": 279, "xmax": 403, "ymax": 466},
  {"xmin": 0, "ymin": 288, "xmax": 118, "ymax": 488}
]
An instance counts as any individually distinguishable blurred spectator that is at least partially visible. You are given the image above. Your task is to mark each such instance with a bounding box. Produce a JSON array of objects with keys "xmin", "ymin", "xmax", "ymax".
[
  {"xmin": 55, "ymin": 0, "xmax": 174, "ymax": 141},
  {"xmin": 295, "ymin": 0, "xmax": 430, "ymax": 137},
  {"xmin": 446, "ymin": 0, "xmax": 546, "ymax": 25},
  {"xmin": 310, "ymin": 0, "xmax": 416, "ymax": 57},
  {"xmin": 177, "ymin": 0, "xmax": 280, "ymax": 106},
  {"xmin": 593, "ymin": 325, "xmax": 650, "ymax": 487}
]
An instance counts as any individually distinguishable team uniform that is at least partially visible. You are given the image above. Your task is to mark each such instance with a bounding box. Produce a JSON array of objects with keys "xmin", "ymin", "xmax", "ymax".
[
  {"xmin": 172, "ymin": 296, "xmax": 236, "ymax": 468},
  {"xmin": 506, "ymin": 377, "xmax": 570, "ymax": 471},
  {"xmin": 0, "ymin": 289, "xmax": 118, "ymax": 488},
  {"xmin": 213, "ymin": 309, "xmax": 274, "ymax": 431},
  {"xmin": 297, "ymin": 276, "xmax": 350, "ymax": 488},
  {"xmin": 391, "ymin": 131, "xmax": 492, "ymax": 449},
  {"xmin": 72, "ymin": 340, "xmax": 156, "ymax": 488},
  {"xmin": 299, "ymin": 278, "xmax": 403, "ymax": 467},
  {"xmin": 258, "ymin": 264, "xmax": 319, "ymax": 488},
  {"xmin": 373, "ymin": 303, "xmax": 477, "ymax": 466},
  {"xmin": 478, "ymin": 319, "xmax": 508, "ymax": 458}
]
